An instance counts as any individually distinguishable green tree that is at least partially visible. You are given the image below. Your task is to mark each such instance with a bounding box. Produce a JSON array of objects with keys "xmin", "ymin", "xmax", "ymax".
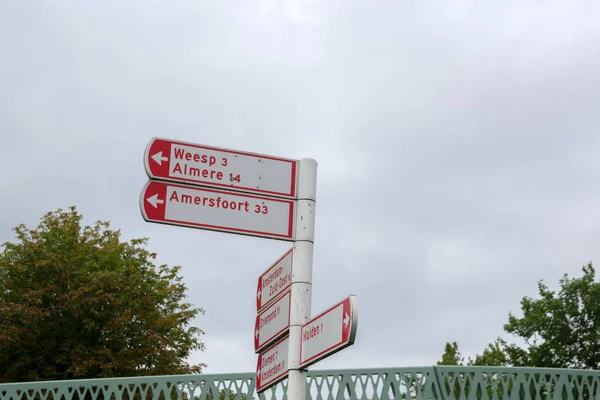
[
  {"xmin": 0, "ymin": 207, "xmax": 206, "ymax": 383},
  {"xmin": 437, "ymin": 340, "xmax": 507, "ymax": 367},
  {"xmin": 201, "ymin": 389, "xmax": 248, "ymax": 400},
  {"xmin": 437, "ymin": 342, "xmax": 472, "ymax": 398},
  {"xmin": 437, "ymin": 263, "xmax": 600, "ymax": 399},
  {"xmin": 469, "ymin": 338, "xmax": 509, "ymax": 367},
  {"xmin": 503, "ymin": 262, "xmax": 600, "ymax": 369},
  {"xmin": 437, "ymin": 341, "xmax": 465, "ymax": 366},
  {"xmin": 439, "ymin": 263, "xmax": 600, "ymax": 369},
  {"xmin": 437, "ymin": 340, "xmax": 509, "ymax": 400}
]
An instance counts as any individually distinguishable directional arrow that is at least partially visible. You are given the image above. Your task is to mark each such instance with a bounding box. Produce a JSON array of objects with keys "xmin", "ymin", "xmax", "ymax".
[
  {"xmin": 255, "ymin": 335, "xmax": 289, "ymax": 393},
  {"xmin": 255, "ymin": 291, "xmax": 290, "ymax": 353},
  {"xmin": 146, "ymin": 194, "xmax": 164, "ymax": 208},
  {"xmin": 143, "ymin": 137, "xmax": 298, "ymax": 198},
  {"xmin": 343, "ymin": 312, "xmax": 350, "ymax": 329},
  {"xmin": 151, "ymin": 151, "xmax": 169, "ymax": 166},
  {"xmin": 299, "ymin": 296, "xmax": 357, "ymax": 369},
  {"xmin": 256, "ymin": 248, "xmax": 293, "ymax": 312}
]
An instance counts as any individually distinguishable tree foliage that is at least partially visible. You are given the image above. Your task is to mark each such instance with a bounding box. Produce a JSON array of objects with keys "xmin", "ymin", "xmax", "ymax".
[
  {"xmin": 469, "ymin": 339, "xmax": 509, "ymax": 367},
  {"xmin": 438, "ymin": 262, "xmax": 600, "ymax": 370},
  {"xmin": 437, "ymin": 339, "xmax": 508, "ymax": 367},
  {"xmin": 503, "ymin": 262, "xmax": 600, "ymax": 369},
  {"xmin": 437, "ymin": 342, "xmax": 464, "ymax": 366},
  {"xmin": 0, "ymin": 207, "xmax": 206, "ymax": 383},
  {"xmin": 202, "ymin": 390, "xmax": 247, "ymax": 400}
]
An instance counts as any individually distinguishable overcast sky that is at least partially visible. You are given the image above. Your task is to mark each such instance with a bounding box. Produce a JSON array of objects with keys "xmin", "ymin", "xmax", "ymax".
[{"xmin": 2, "ymin": 0, "xmax": 600, "ymax": 375}]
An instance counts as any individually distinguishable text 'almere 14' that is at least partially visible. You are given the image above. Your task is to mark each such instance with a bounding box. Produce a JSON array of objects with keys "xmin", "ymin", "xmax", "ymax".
[{"xmin": 171, "ymin": 147, "xmax": 243, "ymax": 183}]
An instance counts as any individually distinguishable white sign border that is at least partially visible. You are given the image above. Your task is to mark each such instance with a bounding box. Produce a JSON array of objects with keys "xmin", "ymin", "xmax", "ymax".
[
  {"xmin": 256, "ymin": 334, "xmax": 290, "ymax": 394},
  {"xmin": 257, "ymin": 247, "xmax": 294, "ymax": 312},
  {"xmin": 143, "ymin": 137, "xmax": 300, "ymax": 199},
  {"xmin": 139, "ymin": 180, "xmax": 297, "ymax": 242},
  {"xmin": 255, "ymin": 289, "xmax": 292, "ymax": 353},
  {"xmin": 299, "ymin": 295, "xmax": 358, "ymax": 369}
]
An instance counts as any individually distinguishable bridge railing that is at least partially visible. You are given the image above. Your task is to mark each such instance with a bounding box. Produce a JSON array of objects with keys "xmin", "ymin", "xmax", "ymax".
[{"xmin": 1, "ymin": 366, "xmax": 599, "ymax": 400}]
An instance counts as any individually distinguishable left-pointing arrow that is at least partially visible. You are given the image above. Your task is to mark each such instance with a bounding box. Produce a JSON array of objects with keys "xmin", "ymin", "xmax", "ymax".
[
  {"xmin": 146, "ymin": 194, "xmax": 164, "ymax": 208},
  {"xmin": 151, "ymin": 151, "xmax": 169, "ymax": 165}
]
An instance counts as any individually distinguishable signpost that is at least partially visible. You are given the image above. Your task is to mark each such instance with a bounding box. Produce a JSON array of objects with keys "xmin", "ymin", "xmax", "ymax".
[
  {"xmin": 300, "ymin": 296, "xmax": 358, "ymax": 369},
  {"xmin": 139, "ymin": 137, "xmax": 358, "ymax": 400},
  {"xmin": 254, "ymin": 291, "xmax": 291, "ymax": 353},
  {"xmin": 257, "ymin": 248, "xmax": 293, "ymax": 311},
  {"xmin": 139, "ymin": 180, "xmax": 296, "ymax": 241},
  {"xmin": 144, "ymin": 137, "xmax": 299, "ymax": 198},
  {"xmin": 256, "ymin": 335, "xmax": 290, "ymax": 393}
]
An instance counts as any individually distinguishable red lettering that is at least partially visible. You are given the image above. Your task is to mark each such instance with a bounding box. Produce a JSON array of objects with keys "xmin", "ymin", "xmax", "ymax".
[
  {"xmin": 173, "ymin": 148, "xmax": 185, "ymax": 159},
  {"xmin": 171, "ymin": 162, "xmax": 224, "ymax": 182},
  {"xmin": 302, "ymin": 324, "xmax": 320, "ymax": 342},
  {"xmin": 261, "ymin": 360, "xmax": 284, "ymax": 381},
  {"xmin": 172, "ymin": 148, "xmax": 215, "ymax": 167},
  {"xmin": 255, "ymin": 204, "xmax": 269, "ymax": 214},
  {"xmin": 262, "ymin": 351, "xmax": 278, "ymax": 367},
  {"xmin": 260, "ymin": 308, "xmax": 278, "ymax": 328},
  {"xmin": 263, "ymin": 267, "xmax": 283, "ymax": 289},
  {"xmin": 168, "ymin": 192, "xmax": 254, "ymax": 214}
]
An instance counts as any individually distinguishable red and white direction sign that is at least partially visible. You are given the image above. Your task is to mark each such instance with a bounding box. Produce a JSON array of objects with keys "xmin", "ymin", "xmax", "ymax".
[
  {"xmin": 300, "ymin": 295, "xmax": 358, "ymax": 369},
  {"xmin": 254, "ymin": 291, "xmax": 291, "ymax": 353},
  {"xmin": 144, "ymin": 137, "xmax": 299, "ymax": 199},
  {"xmin": 256, "ymin": 335, "xmax": 289, "ymax": 393},
  {"xmin": 139, "ymin": 180, "xmax": 296, "ymax": 241},
  {"xmin": 257, "ymin": 248, "xmax": 293, "ymax": 312}
]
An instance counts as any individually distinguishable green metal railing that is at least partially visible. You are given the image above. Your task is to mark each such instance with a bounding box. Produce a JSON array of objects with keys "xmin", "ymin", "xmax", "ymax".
[{"xmin": 1, "ymin": 366, "xmax": 599, "ymax": 400}]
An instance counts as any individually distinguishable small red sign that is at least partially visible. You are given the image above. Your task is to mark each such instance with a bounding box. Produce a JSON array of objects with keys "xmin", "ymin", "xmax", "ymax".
[
  {"xmin": 254, "ymin": 291, "xmax": 291, "ymax": 353},
  {"xmin": 256, "ymin": 335, "xmax": 289, "ymax": 393},
  {"xmin": 299, "ymin": 295, "xmax": 358, "ymax": 369},
  {"xmin": 257, "ymin": 248, "xmax": 293, "ymax": 312}
]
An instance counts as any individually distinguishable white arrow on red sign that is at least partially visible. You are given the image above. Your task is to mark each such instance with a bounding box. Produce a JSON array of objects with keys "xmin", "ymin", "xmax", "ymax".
[
  {"xmin": 299, "ymin": 295, "xmax": 358, "ymax": 369},
  {"xmin": 257, "ymin": 248, "xmax": 293, "ymax": 312},
  {"xmin": 144, "ymin": 137, "xmax": 299, "ymax": 198},
  {"xmin": 151, "ymin": 151, "xmax": 169, "ymax": 166},
  {"xmin": 254, "ymin": 290, "xmax": 291, "ymax": 353},
  {"xmin": 139, "ymin": 180, "xmax": 296, "ymax": 241},
  {"xmin": 256, "ymin": 335, "xmax": 289, "ymax": 393}
]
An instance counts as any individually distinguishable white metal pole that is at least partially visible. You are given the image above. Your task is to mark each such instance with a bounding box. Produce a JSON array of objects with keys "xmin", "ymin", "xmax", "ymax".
[{"xmin": 287, "ymin": 158, "xmax": 317, "ymax": 400}]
